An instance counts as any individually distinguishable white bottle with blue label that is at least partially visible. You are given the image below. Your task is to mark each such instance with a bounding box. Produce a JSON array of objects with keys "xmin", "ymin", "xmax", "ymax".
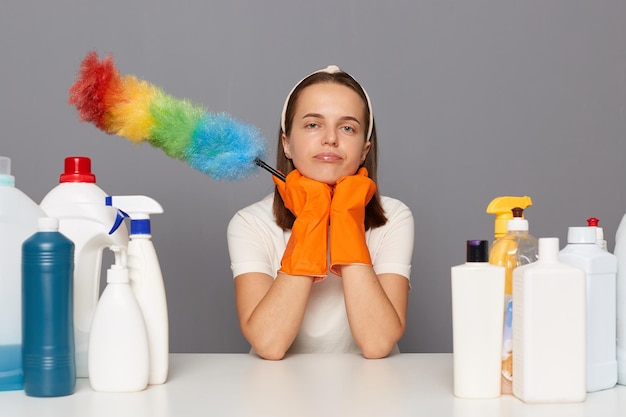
[{"xmin": 106, "ymin": 195, "xmax": 168, "ymax": 385}]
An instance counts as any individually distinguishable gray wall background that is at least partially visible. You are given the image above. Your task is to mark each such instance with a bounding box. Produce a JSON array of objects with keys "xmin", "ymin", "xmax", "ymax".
[{"xmin": 2, "ymin": 1, "xmax": 625, "ymax": 354}]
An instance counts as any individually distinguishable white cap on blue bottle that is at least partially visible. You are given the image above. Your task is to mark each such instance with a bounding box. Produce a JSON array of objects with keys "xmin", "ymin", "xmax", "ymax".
[{"xmin": 38, "ymin": 217, "xmax": 60, "ymax": 231}]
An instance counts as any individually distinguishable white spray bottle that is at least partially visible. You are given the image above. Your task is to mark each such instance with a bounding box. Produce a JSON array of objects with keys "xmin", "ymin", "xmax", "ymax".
[
  {"xmin": 39, "ymin": 156, "xmax": 128, "ymax": 378},
  {"xmin": 106, "ymin": 195, "xmax": 168, "ymax": 385},
  {"xmin": 88, "ymin": 246, "xmax": 149, "ymax": 392}
]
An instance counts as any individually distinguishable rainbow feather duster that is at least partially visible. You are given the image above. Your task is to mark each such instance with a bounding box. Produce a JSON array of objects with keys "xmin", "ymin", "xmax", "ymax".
[{"xmin": 68, "ymin": 51, "xmax": 273, "ymax": 181}]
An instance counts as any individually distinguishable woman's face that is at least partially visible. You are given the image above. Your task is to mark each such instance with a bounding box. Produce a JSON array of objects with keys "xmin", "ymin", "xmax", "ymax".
[{"xmin": 282, "ymin": 82, "xmax": 371, "ymax": 185}]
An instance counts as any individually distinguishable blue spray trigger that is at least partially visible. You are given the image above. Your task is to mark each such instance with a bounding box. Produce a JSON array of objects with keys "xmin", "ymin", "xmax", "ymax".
[{"xmin": 109, "ymin": 209, "xmax": 130, "ymax": 235}]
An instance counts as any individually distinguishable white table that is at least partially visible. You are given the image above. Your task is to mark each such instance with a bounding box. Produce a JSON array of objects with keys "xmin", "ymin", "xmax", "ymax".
[{"xmin": 1, "ymin": 353, "xmax": 625, "ymax": 416}]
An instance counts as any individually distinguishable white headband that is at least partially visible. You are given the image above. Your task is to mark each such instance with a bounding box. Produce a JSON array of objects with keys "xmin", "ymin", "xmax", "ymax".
[{"xmin": 280, "ymin": 65, "xmax": 374, "ymax": 141}]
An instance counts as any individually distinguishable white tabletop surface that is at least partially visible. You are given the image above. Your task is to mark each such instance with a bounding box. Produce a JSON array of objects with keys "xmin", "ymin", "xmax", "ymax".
[{"xmin": 1, "ymin": 353, "xmax": 625, "ymax": 417}]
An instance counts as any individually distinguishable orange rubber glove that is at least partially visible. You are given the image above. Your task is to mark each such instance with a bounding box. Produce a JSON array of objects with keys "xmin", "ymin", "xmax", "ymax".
[
  {"xmin": 273, "ymin": 169, "xmax": 332, "ymax": 279},
  {"xmin": 329, "ymin": 167, "xmax": 376, "ymax": 276}
]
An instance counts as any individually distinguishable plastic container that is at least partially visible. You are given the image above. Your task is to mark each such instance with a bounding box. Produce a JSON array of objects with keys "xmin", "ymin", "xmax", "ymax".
[
  {"xmin": 488, "ymin": 207, "xmax": 539, "ymax": 394},
  {"xmin": 560, "ymin": 226, "xmax": 617, "ymax": 392},
  {"xmin": 587, "ymin": 217, "xmax": 607, "ymax": 250},
  {"xmin": 486, "ymin": 196, "xmax": 532, "ymax": 239},
  {"xmin": 106, "ymin": 195, "xmax": 169, "ymax": 385},
  {"xmin": 22, "ymin": 217, "xmax": 75, "ymax": 397},
  {"xmin": 0, "ymin": 156, "xmax": 46, "ymax": 391},
  {"xmin": 616, "ymin": 213, "xmax": 626, "ymax": 385},
  {"xmin": 451, "ymin": 240, "xmax": 505, "ymax": 398},
  {"xmin": 88, "ymin": 246, "xmax": 149, "ymax": 392},
  {"xmin": 512, "ymin": 237, "xmax": 586, "ymax": 403},
  {"xmin": 39, "ymin": 156, "xmax": 128, "ymax": 378}
]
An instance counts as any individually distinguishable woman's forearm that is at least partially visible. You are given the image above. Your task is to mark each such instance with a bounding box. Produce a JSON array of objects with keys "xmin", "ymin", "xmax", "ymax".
[
  {"xmin": 235, "ymin": 272, "xmax": 313, "ymax": 360},
  {"xmin": 340, "ymin": 265, "xmax": 409, "ymax": 358}
]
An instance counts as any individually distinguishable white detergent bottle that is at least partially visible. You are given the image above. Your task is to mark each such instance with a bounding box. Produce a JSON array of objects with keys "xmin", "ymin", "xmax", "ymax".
[
  {"xmin": 451, "ymin": 240, "xmax": 505, "ymax": 399},
  {"xmin": 586, "ymin": 217, "xmax": 608, "ymax": 250},
  {"xmin": 88, "ymin": 246, "xmax": 149, "ymax": 392},
  {"xmin": 0, "ymin": 156, "xmax": 46, "ymax": 391},
  {"xmin": 512, "ymin": 237, "xmax": 586, "ymax": 404},
  {"xmin": 106, "ymin": 195, "xmax": 168, "ymax": 385},
  {"xmin": 560, "ymin": 226, "xmax": 617, "ymax": 392},
  {"xmin": 39, "ymin": 156, "xmax": 128, "ymax": 378},
  {"xmin": 616, "ymin": 213, "xmax": 626, "ymax": 385}
]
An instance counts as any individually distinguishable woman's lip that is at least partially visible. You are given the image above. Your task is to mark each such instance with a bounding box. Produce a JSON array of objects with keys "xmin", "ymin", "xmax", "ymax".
[{"xmin": 314, "ymin": 152, "xmax": 342, "ymax": 161}]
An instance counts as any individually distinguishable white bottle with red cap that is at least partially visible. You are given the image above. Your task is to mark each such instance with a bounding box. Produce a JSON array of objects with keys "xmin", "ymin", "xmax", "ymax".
[
  {"xmin": 39, "ymin": 156, "xmax": 128, "ymax": 378},
  {"xmin": 560, "ymin": 225, "xmax": 617, "ymax": 392}
]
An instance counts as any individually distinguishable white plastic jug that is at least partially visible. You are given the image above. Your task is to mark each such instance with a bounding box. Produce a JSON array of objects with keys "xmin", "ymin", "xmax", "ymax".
[
  {"xmin": 39, "ymin": 156, "xmax": 128, "ymax": 378},
  {"xmin": 0, "ymin": 156, "xmax": 46, "ymax": 391}
]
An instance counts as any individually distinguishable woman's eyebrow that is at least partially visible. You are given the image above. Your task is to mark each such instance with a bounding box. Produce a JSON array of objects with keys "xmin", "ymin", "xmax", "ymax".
[{"xmin": 302, "ymin": 113, "xmax": 362, "ymax": 126}]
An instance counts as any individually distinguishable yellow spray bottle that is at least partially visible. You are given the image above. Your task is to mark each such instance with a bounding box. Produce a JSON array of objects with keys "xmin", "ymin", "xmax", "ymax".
[
  {"xmin": 486, "ymin": 196, "xmax": 538, "ymax": 395},
  {"xmin": 486, "ymin": 196, "xmax": 532, "ymax": 240}
]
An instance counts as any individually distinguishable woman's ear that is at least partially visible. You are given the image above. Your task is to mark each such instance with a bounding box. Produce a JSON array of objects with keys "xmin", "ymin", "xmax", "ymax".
[
  {"xmin": 360, "ymin": 140, "xmax": 372, "ymax": 163},
  {"xmin": 281, "ymin": 132, "xmax": 292, "ymax": 159}
]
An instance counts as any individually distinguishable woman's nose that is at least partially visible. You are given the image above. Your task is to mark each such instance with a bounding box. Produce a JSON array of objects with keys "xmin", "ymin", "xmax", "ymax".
[{"xmin": 322, "ymin": 129, "xmax": 338, "ymax": 145}]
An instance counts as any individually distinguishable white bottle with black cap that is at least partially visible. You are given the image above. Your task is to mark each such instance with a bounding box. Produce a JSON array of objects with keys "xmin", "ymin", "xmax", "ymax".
[
  {"xmin": 451, "ymin": 240, "xmax": 505, "ymax": 398},
  {"xmin": 560, "ymin": 226, "xmax": 617, "ymax": 392}
]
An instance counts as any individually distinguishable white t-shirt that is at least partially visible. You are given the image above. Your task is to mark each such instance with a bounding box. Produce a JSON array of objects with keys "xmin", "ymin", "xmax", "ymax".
[{"xmin": 227, "ymin": 194, "xmax": 414, "ymax": 354}]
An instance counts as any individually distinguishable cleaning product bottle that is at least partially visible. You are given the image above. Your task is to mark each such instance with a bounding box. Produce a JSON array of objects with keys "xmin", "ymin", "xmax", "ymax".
[
  {"xmin": 39, "ymin": 156, "xmax": 128, "ymax": 378},
  {"xmin": 586, "ymin": 217, "xmax": 608, "ymax": 250},
  {"xmin": 486, "ymin": 196, "xmax": 533, "ymax": 240},
  {"xmin": 560, "ymin": 225, "xmax": 617, "ymax": 392},
  {"xmin": 22, "ymin": 217, "xmax": 75, "ymax": 397},
  {"xmin": 512, "ymin": 237, "xmax": 586, "ymax": 404},
  {"xmin": 615, "ymin": 213, "xmax": 626, "ymax": 385},
  {"xmin": 488, "ymin": 206, "xmax": 538, "ymax": 395},
  {"xmin": 106, "ymin": 195, "xmax": 168, "ymax": 385},
  {"xmin": 0, "ymin": 156, "xmax": 46, "ymax": 391},
  {"xmin": 88, "ymin": 246, "xmax": 149, "ymax": 392},
  {"xmin": 451, "ymin": 240, "xmax": 505, "ymax": 398}
]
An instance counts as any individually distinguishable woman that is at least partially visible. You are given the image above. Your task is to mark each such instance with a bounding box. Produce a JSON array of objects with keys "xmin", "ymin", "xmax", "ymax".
[{"xmin": 227, "ymin": 65, "xmax": 414, "ymax": 360}]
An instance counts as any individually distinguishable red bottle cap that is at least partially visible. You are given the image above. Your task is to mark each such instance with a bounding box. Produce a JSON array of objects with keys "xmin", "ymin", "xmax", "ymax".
[
  {"xmin": 587, "ymin": 217, "xmax": 599, "ymax": 227},
  {"xmin": 59, "ymin": 156, "xmax": 96, "ymax": 183}
]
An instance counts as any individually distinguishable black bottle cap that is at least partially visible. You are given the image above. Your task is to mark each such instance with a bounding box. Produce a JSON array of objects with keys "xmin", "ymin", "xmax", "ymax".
[{"xmin": 466, "ymin": 240, "xmax": 489, "ymax": 262}]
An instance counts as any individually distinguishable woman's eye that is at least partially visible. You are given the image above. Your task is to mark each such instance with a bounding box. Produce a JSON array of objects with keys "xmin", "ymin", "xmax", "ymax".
[
  {"xmin": 306, "ymin": 123, "xmax": 318, "ymax": 129},
  {"xmin": 342, "ymin": 126, "xmax": 355, "ymax": 133}
]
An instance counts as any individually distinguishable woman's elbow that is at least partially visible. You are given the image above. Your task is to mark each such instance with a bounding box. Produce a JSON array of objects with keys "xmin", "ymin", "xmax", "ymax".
[
  {"xmin": 359, "ymin": 329, "xmax": 405, "ymax": 359},
  {"xmin": 360, "ymin": 341, "xmax": 395, "ymax": 359},
  {"xmin": 247, "ymin": 333, "xmax": 290, "ymax": 360},
  {"xmin": 254, "ymin": 345, "xmax": 288, "ymax": 361}
]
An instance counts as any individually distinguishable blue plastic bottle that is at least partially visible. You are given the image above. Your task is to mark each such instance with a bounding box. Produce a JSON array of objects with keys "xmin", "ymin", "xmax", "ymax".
[{"xmin": 22, "ymin": 217, "xmax": 76, "ymax": 397}]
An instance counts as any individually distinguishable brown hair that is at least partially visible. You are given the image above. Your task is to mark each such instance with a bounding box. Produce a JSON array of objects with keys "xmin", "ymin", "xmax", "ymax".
[{"xmin": 273, "ymin": 70, "xmax": 388, "ymax": 230}]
